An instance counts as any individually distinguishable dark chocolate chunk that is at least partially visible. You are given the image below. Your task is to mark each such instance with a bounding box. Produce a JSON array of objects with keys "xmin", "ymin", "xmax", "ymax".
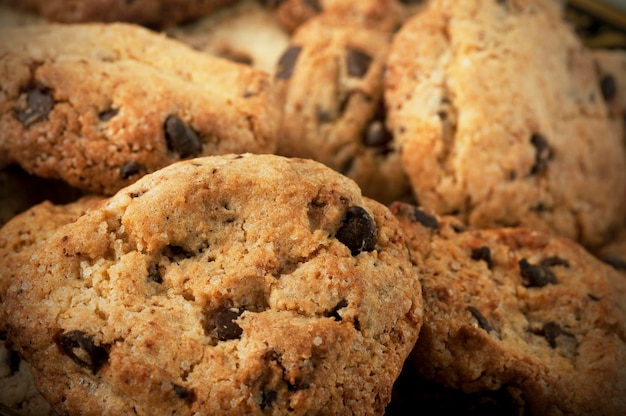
[
  {"xmin": 411, "ymin": 206, "xmax": 440, "ymax": 230},
  {"xmin": 56, "ymin": 330, "xmax": 109, "ymax": 373},
  {"xmin": 98, "ymin": 108, "xmax": 118, "ymax": 121},
  {"xmin": 541, "ymin": 322, "xmax": 562, "ymax": 348},
  {"xmin": 173, "ymin": 384, "xmax": 195, "ymax": 401},
  {"xmin": 164, "ymin": 115, "xmax": 203, "ymax": 158},
  {"xmin": 539, "ymin": 256, "xmax": 570, "ymax": 268},
  {"xmin": 599, "ymin": 254, "xmax": 626, "ymax": 271},
  {"xmin": 346, "ymin": 48, "xmax": 373, "ymax": 78},
  {"xmin": 363, "ymin": 120, "xmax": 393, "ymax": 148},
  {"xmin": 600, "ymin": 74, "xmax": 617, "ymax": 101},
  {"xmin": 471, "ymin": 246, "xmax": 492, "ymax": 268},
  {"xmin": 120, "ymin": 162, "xmax": 142, "ymax": 180},
  {"xmin": 519, "ymin": 258, "xmax": 557, "ymax": 287},
  {"xmin": 16, "ymin": 88, "xmax": 54, "ymax": 126},
  {"xmin": 335, "ymin": 206, "xmax": 377, "ymax": 255},
  {"xmin": 467, "ymin": 306, "xmax": 493, "ymax": 332},
  {"xmin": 530, "ymin": 133, "xmax": 552, "ymax": 175},
  {"xmin": 215, "ymin": 308, "xmax": 244, "ymax": 341},
  {"xmin": 276, "ymin": 46, "xmax": 302, "ymax": 80}
]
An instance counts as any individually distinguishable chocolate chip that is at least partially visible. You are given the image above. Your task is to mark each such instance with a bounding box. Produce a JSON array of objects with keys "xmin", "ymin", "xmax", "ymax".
[
  {"xmin": 120, "ymin": 162, "xmax": 142, "ymax": 180},
  {"xmin": 164, "ymin": 115, "xmax": 202, "ymax": 158},
  {"xmin": 8, "ymin": 349, "xmax": 20, "ymax": 375},
  {"xmin": 530, "ymin": 133, "xmax": 552, "ymax": 175},
  {"xmin": 539, "ymin": 256, "xmax": 570, "ymax": 268},
  {"xmin": 363, "ymin": 120, "xmax": 393, "ymax": 148},
  {"xmin": 467, "ymin": 306, "xmax": 493, "ymax": 332},
  {"xmin": 215, "ymin": 308, "xmax": 244, "ymax": 341},
  {"xmin": 599, "ymin": 254, "xmax": 626, "ymax": 271},
  {"xmin": 173, "ymin": 384, "xmax": 195, "ymax": 401},
  {"xmin": 98, "ymin": 108, "xmax": 118, "ymax": 121},
  {"xmin": 325, "ymin": 299, "xmax": 348, "ymax": 321},
  {"xmin": 56, "ymin": 330, "xmax": 109, "ymax": 373},
  {"xmin": 471, "ymin": 246, "xmax": 492, "ymax": 268},
  {"xmin": 540, "ymin": 322, "xmax": 563, "ymax": 348},
  {"xmin": 519, "ymin": 258, "xmax": 557, "ymax": 287},
  {"xmin": 336, "ymin": 206, "xmax": 377, "ymax": 255},
  {"xmin": 600, "ymin": 74, "xmax": 617, "ymax": 101},
  {"xmin": 411, "ymin": 206, "xmax": 440, "ymax": 230},
  {"xmin": 346, "ymin": 48, "xmax": 373, "ymax": 78},
  {"xmin": 276, "ymin": 46, "xmax": 302, "ymax": 79},
  {"xmin": 16, "ymin": 88, "xmax": 54, "ymax": 126}
]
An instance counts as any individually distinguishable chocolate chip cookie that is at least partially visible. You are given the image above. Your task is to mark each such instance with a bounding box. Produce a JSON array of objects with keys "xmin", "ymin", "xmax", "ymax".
[
  {"xmin": 0, "ymin": 0, "xmax": 237, "ymax": 28},
  {"xmin": 391, "ymin": 201, "xmax": 626, "ymax": 415},
  {"xmin": 274, "ymin": 15, "xmax": 413, "ymax": 204},
  {"xmin": 385, "ymin": 0, "xmax": 626, "ymax": 248},
  {"xmin": 0, "ymin": 22, "xmax": 281, "ymax": 195},
  {"xmin": 166, "ymin": 0, "xmax": 291, "ymax": 74},
  {"xmin": 1, "ymin": 154, "xmax": 422, "ymax": 415}
]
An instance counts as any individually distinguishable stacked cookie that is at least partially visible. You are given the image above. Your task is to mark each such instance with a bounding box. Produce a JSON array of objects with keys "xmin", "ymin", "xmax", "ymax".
[{"xmin": 0, "ymin": 0, "xmax": 625, "ymax": 414}]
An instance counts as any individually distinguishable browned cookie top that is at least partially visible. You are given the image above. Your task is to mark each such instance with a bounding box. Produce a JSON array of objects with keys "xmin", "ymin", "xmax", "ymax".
[
  {"xmin": 385, "ymin": 0, "xmax": 626, "ymax": 248},
  {"xmin": 2, "ymin": 154, "xmax": 422, "ymax": 416},
  {"xmin": 392, "ymin": 201, "xmax": 626, "ymax": 416},
  {"xmin": 0, "ymin": 23, "xmax": 281, "ymax": 195}
]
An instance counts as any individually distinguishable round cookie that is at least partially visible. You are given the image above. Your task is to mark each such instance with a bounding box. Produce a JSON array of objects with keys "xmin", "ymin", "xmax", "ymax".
[
  {"xmin": 0, "ymin": 0, "xmax": 237, "ymax": 28},
  {"xmin": 166, "ymin": 0, "xmax": 291, "ymax": 75},
  {"xmin": 390, "ymin": 201, "xmax": 626, "ymax": 415},
  {"xmin": 0, "ymin": 22, "xmax": 281, "ymax": 195},
  {"xmin": 274, "ymin": 15, "xmax": 413, "ymax": 204},
  {"xmin": 2, "ymin": 154, "xmax": 422, "ymax": 415},
  {"xmin": 384, "ymin": 0, "xmax": 626, "ymax": 248}
]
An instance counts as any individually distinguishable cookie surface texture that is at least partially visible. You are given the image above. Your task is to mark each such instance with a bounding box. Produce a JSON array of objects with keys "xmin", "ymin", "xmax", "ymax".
[
  {"xmin": 275, "ymin": 15, "xmax": 412, "ymax": 204},
  {"xmin": 2, "ymin": 154, "xmax": 422, "ymax": 415},
  {"xmin": 0, "ymin": 23, "xmax": 280, "ymax": 194},
  {"xmin": 385, "ymin": 0, "xmax": 626, "ymax": 248},
  {"xmin": 391, "ymin": 201, "xmax": 626, "ymax": 415}
]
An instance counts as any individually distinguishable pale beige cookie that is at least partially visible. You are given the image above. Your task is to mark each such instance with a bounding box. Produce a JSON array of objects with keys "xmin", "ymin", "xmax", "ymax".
[
  {"xmin": 0, "ymin": 23, "xmax": 281, "ymax": 195},
  {"xmin": 391, "ymin": 201, "xmax": 626, "ymax": 416},
  {"xmin": 2, "ymin": 154, "xmax": 422, "ymax": 416},
  {"xmin": 0, "ymin": 0, "xmax": 237, "ymax": 28},
  {"xmin": 274, "ymin": 15, "xmax": 413, "ymax": 204},
  {"xmin": 166, "ymin": 0, "xmax": 290, "ymax": 74},
  {"xmin": 385, "ymin": 0, "xmax": 626, "ymax": 248}
]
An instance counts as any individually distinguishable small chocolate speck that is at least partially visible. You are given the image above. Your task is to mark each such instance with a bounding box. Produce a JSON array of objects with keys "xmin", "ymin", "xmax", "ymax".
[
  {"xmin": 98, "ymin": 108, "xmax": 118, "ymax": 121},
  {"xmin": 276, "ymin": 46, "xmax": 302, "ymax": 80},
  {"xmin": 215, "ymin": 308, "xmax": 244, "ymax": 341},
  {"xmin": 411, "ymin": 206, "xmax": 439, "ymax": 230},
  {"xmin": 346, "ymin": 48, "xmax": 373, "ymax": 78},
  {"xmin": 530, "ymin": 133, "xmax": 552, "ymax": 175},
  {"xmin": 600, "ymin": 74, "xmax": 616, "ymax": 101},
  {"xmin": 471, "ymin": 246, "xmax": 492, "ymax": 268},
  {"xmin": 173, "ymin": 384, "xmax": 195, "ymax": 401},
  {"xmin": 519, "ymin": 258, "xmax": 557, "ymax": 287},
  {"xmin": 120, "ymin": 162, "xmax": 142, "ymax": 180},
  {"xmin": 335, "ymin": 206, "xmax": 377, "ymax": 255},
  {"xmin": 363, "ymin": 120, "xmax": 393, "ymax": 148},
  {"xmin": 16, "ymin": 88, "xmax": 55, "ymax": 126}
]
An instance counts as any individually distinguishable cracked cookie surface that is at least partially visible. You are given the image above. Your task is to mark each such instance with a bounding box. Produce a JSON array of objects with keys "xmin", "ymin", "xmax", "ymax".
[
  {"xmin": 1, "ymin": 153, "xmax": 422, "ymax": 416},
  {"xmin": 0, "ymin": 23, "xmax": 281, "ymax": 195},
  {"xmin": 391, "ymin": 201, "xmax": 626, "ymax": 415},
  {"xmin": 385, "ymin": 0, "xmax": 626, "ymax": 248}
]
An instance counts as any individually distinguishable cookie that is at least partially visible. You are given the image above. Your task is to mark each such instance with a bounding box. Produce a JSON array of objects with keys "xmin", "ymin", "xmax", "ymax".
[
  {"xmin": 1, "ymin": 153, "xmax": 422, "ymax": 415},
  {"xmin": 390, "ymin": 201, "xmax": 626, "ymax": 415},
  {"xmin": 0, "ymin": 22, "xmax": 281, "ymax": 195},
  {"xmin": 385, "ymin": 0, "xmax": 626, "ymax": 248},
  {"xmin": 0, "ymin": 0, "xmax": 237, "ymax": 28},
  {"xmin": 261, "ymin": 0, "xmax": 413, "ymax": 34},
  {"xmin": 274, "ymin": 15, "xmax": 413, "ymax": 205},
  {"xmin": 166, "ymin": 0, "xmax": 291, "ymax": 74}
]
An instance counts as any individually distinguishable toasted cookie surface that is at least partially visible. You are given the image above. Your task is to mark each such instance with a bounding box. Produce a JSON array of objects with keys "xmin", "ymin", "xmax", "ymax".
[
  {"xmin": 385, "ymin": 0, "xmax": 626, "ymax": 248},
  {"xmin": 2, "ymin": 154, "xmax": 422, "ymax": 415},
  {"xmin": 391, "ymin": 201, "xmax": 626, "ymax": 415},
  {"xmin": 0, "ymin": 23, "xmax": 281, "ymax": 195}
]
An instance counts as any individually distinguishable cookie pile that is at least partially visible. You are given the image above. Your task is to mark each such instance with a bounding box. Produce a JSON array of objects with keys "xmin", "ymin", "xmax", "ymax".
[{"xmin": 0, "ymin": 0, "xmax": 625, "ymax": 415}]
